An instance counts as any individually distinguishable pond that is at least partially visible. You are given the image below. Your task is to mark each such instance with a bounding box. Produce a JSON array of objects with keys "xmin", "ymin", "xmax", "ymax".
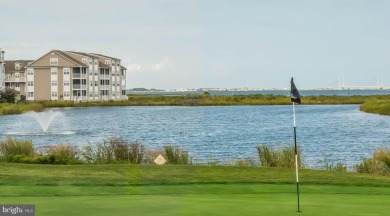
[{"xmin": 1, "ymin": 105, "xmax": 389, "ymax": 168}]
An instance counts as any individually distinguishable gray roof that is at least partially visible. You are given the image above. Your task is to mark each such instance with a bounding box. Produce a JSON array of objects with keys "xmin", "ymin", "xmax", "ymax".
[
  {"xmin": 4, "ymin": 60, "xmax": 34, "ymax": 72},
  {"xmin": 90, "ymin": 53, "xmax": 120, "ymax": 60},
  {"xmin": 54, "ymin": 50, "xmax": 87, "ymax": 67},
  {"xmin": 66, "ymin": 51, "xmax": 97, "ymax": 59}
]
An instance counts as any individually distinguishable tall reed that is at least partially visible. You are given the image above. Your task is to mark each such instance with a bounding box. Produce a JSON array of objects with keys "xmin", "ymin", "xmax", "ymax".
[
  {"xmin": 46, "ymin": 144, "xmax": 81, "ymax": 164},
  {"xmin": 164, "ymin": 146, "xmax": 189, "ymax": 165},
  {"xmin": 0, "ymin": 136, "xmax": 34, "ymax": 157},
  {"xmin": 257, "ymin": 144, "xmax": 301, "ymax": 168},
  {"xmin": 81, "ymin": 138, "xmax": 145, "ymax": 164},
  {"xmin": 355, "ymin": 148, "xmax": 390, "ymax": 175}
]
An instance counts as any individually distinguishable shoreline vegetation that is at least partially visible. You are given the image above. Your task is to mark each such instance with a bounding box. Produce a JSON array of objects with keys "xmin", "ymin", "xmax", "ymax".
[
  {"xmin": 1, "ymin": 137, "xmax": 390, "ymax": 176},
  {"xmin": 0, "ymin": 94, "xmax": 389, "ymax": 116}
]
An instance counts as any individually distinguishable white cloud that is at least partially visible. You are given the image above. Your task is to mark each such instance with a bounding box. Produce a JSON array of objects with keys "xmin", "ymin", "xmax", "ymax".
[
  {"xmin": 127, "ymin": 64, "xmax": 142, "ymax": 71},
  {"xmin": 126, "ymin": 58, "xmax": 174, "ymax": 74},
  {"xmin": 150, "ymin": 58, "xmax": 174, "ymax": 72}
]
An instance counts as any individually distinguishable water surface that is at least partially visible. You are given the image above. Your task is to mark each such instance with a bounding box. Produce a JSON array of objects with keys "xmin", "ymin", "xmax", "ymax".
[{"xmin": 1, "ymin": 105, "xmax": 389, "ymax": 168}]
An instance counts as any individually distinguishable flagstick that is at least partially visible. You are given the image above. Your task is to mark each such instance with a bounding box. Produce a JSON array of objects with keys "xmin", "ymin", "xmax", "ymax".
[{"xmin": 293, "ymin": 102, "xmax": 301, "ymax": 212}]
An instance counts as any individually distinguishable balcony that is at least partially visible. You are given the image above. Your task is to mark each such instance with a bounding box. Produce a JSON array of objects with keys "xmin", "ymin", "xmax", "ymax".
[
  {"xmin": 100, "ymin": 75, "xmax": 110, "ymax": 79},
  {"xmin": 73, "ymin": 84, "xmax": 87, "ymax": 89},
  {"xmin": 100, "ymin": 85, "xmax": 110, "ymax": 90},
  {"xmin": 5, "ymin": 77, "xmax": 26, "ymax": 82},
  {"xmin": 73, "ymin": 73, "xmax": 86, "ymax": 79}
]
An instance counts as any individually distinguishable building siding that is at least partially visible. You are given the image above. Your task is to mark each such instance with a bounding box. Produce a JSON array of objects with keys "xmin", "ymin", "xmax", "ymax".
[{"xmin": 33, "ymin": 68, "xmax": 51, "ymax": 100}]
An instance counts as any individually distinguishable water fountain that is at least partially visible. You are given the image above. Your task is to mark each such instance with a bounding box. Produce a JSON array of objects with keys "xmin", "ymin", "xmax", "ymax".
[
  {"xmin": 4, "ymin": 110, "xmax": 75, "ymax": 136},
  {"xmin": 29, "ymin": 110, "xmax": 63, "ymax": 133}
]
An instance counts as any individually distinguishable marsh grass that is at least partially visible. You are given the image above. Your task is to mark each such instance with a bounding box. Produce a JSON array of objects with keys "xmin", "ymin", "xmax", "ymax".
[
  {"xmin": 46, "ymin": 144, "xmax": 81, "ymax": 164},
  {"xmin": 164, "ymin": 146, "xmax": 190, "ymax": 165},
  {"xmin": 0, "ymin": 136, "xmax": 34, "ymax": 157},
  {"xmin": 322, "ymin": 153, "xmax": 348, "ymax": 172},
  {"xmin": 257, "ymin": 144, "xmax": 301, "ymax": 168},
  {"xmin": 1, "ymin": 95, "xmax": 390, "ymax": 116},
  {"xmin": 360, "ymin": 99, "xmax": 390, "ymax": 116},
  {"xmin": 355, "ymin": 148, "xmax": 390, "ymax": 175},
  {"xmin": 81, "ymin": 138, "xmax": 145, "ymax": 164},
  {"xmin": 0, "ymin": 102, "xmax": 44, "ymax": 115}
]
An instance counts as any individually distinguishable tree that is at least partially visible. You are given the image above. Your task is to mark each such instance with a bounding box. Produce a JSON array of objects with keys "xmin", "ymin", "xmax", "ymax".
[{"xmin": 0, "ymin": 88, "xmax": 19, "ymax": 103}]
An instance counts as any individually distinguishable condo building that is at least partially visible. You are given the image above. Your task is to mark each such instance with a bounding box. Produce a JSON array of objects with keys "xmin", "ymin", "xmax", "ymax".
[
  {"xmin": 3, "ymin": 49, "xmax": 127, "ymax": 101},
  {"xmin": 4, "ymin": 60, "xmax": 33, "ymax": 97}
]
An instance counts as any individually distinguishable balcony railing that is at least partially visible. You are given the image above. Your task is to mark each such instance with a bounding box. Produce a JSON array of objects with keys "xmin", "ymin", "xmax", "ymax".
[
  {"xmin": 73, "ymin": 84, "xmax": 87, "ymax": 89},
  {"xmin": 5, "ymin": 77, "xmax": 26, "ymax": 82},
  {"xmin": 100, "ymin": 85, "xmax": 110, "ymax": 90},
  {"xmin": 73, "ymin": 74, "xmax": 87, "ymax": 79}
]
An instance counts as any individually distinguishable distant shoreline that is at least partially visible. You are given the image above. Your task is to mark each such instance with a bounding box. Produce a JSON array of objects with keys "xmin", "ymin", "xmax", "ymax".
[
  {"xmin": 1, "ymin": 94, "xmax": 389, "ymax": 116},
  {"xmin": 127, "ymin": 89, "xmax": 390, "ymax": 97}
]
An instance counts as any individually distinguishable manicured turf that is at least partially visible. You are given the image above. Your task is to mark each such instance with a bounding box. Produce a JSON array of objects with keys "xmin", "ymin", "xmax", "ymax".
[{"xmin": 1, "ymin": 164, "xmax": 390, "ymax": 215}]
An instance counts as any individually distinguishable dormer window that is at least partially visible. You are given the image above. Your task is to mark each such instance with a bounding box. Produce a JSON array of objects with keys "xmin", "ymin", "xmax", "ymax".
[
  {"xmin": 15, "ymin": 63, "xmax": 20, "ymax": 70},
  {"xmin": 82, "ymin": 58, "xmax": 87, "ymax": 63},
  {"xmin": 105, "ymin": 60, "xmax": 111, "ymax": 65}
]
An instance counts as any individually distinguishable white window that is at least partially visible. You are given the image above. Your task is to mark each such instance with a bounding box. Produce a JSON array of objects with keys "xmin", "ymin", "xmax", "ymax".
[
  {"xmin": 28, "ymin": 92, "xmax": 34, "ymax": 97},
  {"xmin": 89, "ymin": 59, "xmax": 93, "ymax": 64},
  {"xmin": 64, "ymin": 91, "xmax": 70, "ymax": 97},
  {"xmin": 82, "ymin": 58, "xmax": 87, "ymax": 63},
  {"xmin": 51, "ymin": 81, "xmax": 57, "ymax": 86},
  {"xmin": 51, "ymin": 92, "xmax": 58, "ymax": 97},
  {"xmin": 28, "ymin": 81, "xmax": 34, "ymax": 86},
  {"xmin": 27, "ymin": 69, "xmax": 34, "ymax": 75},
  {"xmin": 15, "ymin": 83, "xmax": 20, "ymax": 87},
  {"xmin": 15, "ymin": 73, "xmax": 20, "ymax": 78},
  {"xmin": 15, "ymin": 63, "xmax": 20, "ymax": 70},
  {"xmin": 50, "ymin": 58, "xmax": 58, "ymax": 66},
  {"xmin": 94, "ymin": 60, "xmax": 98, "ymax": 65},
  {"xmin": 51, "ymin": 68, "xmax": 58, "ymax": 75},
  {"xmin": 105, "ymin": 60, "xmax": 111, "ymax": 65},
  {"xmin": 63, "ymin": 68, "xmax": 70, "ymax": 75},
  {"xmin": 64, "ymin": 81, "xmax": 70, "ymax": 86}
]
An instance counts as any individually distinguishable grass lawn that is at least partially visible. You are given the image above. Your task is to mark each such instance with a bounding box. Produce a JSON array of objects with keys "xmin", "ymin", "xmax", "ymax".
[{"xmin": 1, "ymin": 164, "xmax": 390, "ymax": 215}]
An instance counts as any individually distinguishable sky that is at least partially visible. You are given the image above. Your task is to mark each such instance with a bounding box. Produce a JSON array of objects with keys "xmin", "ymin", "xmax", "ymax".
[{"xmin": 1, "ymin": 0, "xmax": 389, "ymax": 90}]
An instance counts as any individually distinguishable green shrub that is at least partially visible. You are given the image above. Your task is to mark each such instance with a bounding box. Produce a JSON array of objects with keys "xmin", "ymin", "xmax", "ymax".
[
  {"xmin": 257, "ymin": 144, "xmax": 302, "ymax": 168},
  {"xmin": 164, "ymin": 146, "xmax": 189, "ymax": 165},
  {"xmin": 46, "ymin": 144, "xmax": 82, "ymax": 164}
]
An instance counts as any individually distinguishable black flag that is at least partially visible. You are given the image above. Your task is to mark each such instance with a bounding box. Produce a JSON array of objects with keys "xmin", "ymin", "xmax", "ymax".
[{"xmin": 290, "ymin": 78, "xmax": 301, "ymax": 104}]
